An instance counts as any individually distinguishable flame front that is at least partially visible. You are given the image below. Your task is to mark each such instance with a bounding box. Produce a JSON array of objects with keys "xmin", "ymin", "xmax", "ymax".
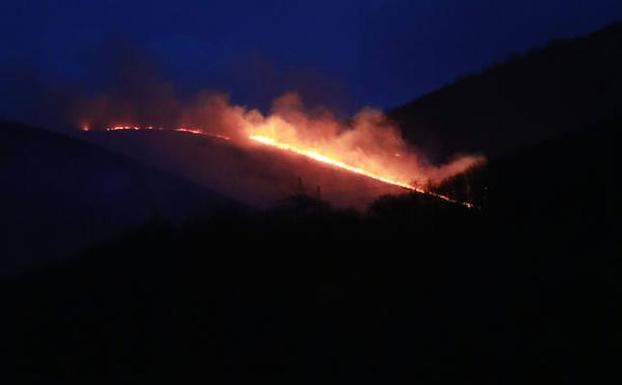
[
  {"xmin": 248, "ymin": 134, "xmax": 472, "ymax": 207},
  {"xmin": 249, "ymin": 134, "xmax": 420, "ymax": 192}
]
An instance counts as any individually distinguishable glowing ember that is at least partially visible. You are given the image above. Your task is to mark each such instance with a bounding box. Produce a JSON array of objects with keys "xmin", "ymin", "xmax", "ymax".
[{"xmin": 106, "ymin": 125, "xmax": 231, "ymax": 141}]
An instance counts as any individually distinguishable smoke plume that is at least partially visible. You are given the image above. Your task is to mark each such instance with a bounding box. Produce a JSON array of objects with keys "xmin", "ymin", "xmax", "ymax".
[{"xmin": 77, "ymin": 89, "xmax": 484, "ymax": 189}]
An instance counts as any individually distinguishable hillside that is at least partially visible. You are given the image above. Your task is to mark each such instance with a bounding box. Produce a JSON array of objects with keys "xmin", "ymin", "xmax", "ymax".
[
  {"xmin": 3, "ymin": 117, "xmax": 618, "ymax": 383},
  {"xmin": 83, "ymin": 130, "xmax": 406, "ymax": 209},
  {"xmin": 0, "ymin": 122, "xmax": 241, "ymax": 275},
  {"xmin": 390, "ymin": 22, "xmax": 622, "ymax": 162}
]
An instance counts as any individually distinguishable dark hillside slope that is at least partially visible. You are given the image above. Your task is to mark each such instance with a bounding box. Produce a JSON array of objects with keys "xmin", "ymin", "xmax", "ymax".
[
  {"xmin": 485, "ymin": 118, "xmax": 617, "ymax": 225},
  {"xmin": 390, "ymin": 22, "xmax": 622, "ymax": 161},
  {"xmin": 436, "ymin": 115, "xmax": 618, "ymax": 224},
  {"xmin": 0, "ymin": 122, "xmax": 240, "ymax": 275}
]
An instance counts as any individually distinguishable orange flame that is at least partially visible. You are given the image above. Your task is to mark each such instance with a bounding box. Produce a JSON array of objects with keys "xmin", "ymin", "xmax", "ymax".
[
  {"xmin": 248, "ymin": 134, "xmax": 472, "ymax": 207},
  {"xmin": 249, "ymin": 134, "xmax": 419, "ymax": 191}
]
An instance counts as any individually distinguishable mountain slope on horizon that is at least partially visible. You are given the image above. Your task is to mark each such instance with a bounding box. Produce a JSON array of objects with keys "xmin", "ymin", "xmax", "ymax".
[
  {"xmin": 0, "ymin": 122, "xmax": 241, "ymax": 275},
  {"xmin": 82, "ymin": 129, "xmax": 407, "ymax": 209},
  {"xmin": 390, "ymin": 22, "xmax": 622, "ymax": 162}
]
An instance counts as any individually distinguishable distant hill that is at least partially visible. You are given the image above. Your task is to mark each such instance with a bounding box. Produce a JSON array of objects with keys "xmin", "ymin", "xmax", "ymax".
[
  {"xmin": 390, "ymin": 22, "xmax": 622, "ymax": 162},
  {"xmin": 0, "ymin": 122, "xmax": 240, "ymax": 275}
]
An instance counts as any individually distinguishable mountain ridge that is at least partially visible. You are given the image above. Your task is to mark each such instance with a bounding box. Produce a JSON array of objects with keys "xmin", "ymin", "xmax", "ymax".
[{"xmin": 390, "ymin": 21, "xmax": 622, "ymax": 162}]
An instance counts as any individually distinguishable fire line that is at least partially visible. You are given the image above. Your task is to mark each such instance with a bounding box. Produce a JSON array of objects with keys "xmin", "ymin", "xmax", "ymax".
[
  {"xmin": 99, "ymin": 125, "xmax": 473, "ymax": 208},
  {"xmin": 249, "ymin": 135, "xmax": 420, "ymax": 191}
]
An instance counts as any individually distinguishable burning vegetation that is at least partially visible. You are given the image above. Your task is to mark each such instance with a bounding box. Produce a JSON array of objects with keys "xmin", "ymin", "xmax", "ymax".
[{"xmin": 79, "ymin": 93, "xmax": 484, "ymax": 207}]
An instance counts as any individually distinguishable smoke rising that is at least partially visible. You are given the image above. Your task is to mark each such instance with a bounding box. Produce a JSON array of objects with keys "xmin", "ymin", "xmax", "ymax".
[{"xmin": 76, "ymin": 85, "xmax": 485, "ymax": 191}]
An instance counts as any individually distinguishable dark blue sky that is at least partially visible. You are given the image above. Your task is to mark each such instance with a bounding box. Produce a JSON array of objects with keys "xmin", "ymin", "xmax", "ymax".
[{"xmin": 1, "ymin": 0, "xmax": 621, "ymax": 115}]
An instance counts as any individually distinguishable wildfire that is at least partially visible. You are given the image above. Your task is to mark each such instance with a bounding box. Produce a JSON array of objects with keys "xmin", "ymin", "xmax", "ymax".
[
  {"xmin": 78, "ymin": 83, "xmax": 485, "ymax": 210},
  {"xmin": 99, "ymin": 124, "xmax": 473, "ymax": 208}
]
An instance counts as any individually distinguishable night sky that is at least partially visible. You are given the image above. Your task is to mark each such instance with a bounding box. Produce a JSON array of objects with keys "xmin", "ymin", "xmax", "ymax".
[{"xmin": 1, "ymin": 0, "xmax": 621, "ymax": 117}]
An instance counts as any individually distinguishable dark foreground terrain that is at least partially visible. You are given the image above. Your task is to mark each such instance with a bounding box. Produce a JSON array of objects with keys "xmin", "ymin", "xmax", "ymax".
[
  {"xmin": 2, "ymin": 116, "xmax": 618, "ymax": 383},
  {"xmin": 0, "ymin": 122, "xmax": 242, "ymax": 274}
]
